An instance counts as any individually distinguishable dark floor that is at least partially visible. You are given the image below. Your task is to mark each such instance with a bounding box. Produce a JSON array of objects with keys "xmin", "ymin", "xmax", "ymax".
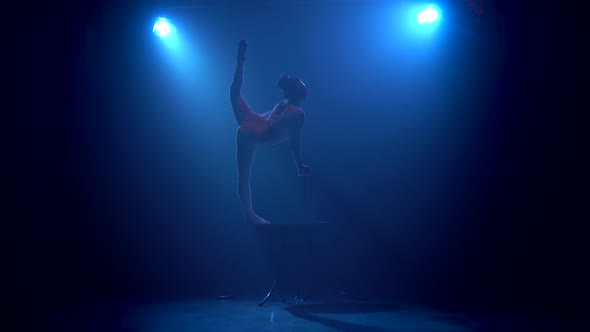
[{"xmin": 11, "ymin": 295, "xmax": 589, "ymax": 332}]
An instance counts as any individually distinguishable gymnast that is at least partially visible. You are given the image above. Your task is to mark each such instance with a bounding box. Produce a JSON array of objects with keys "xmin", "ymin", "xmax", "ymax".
[{"xmin": 230, "ymin": 40, "xmax": 311, "ymax": 224}]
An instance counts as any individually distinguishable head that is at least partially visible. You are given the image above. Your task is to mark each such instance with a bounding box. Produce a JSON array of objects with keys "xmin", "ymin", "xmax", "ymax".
[{"xmin": 277, "ymin": 74, "xmax": 308, "ymax": 105}]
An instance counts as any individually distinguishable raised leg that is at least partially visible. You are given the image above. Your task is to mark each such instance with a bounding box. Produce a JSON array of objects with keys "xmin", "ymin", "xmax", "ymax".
[{"xmin": 230, "ymin": 40, "xmax": 259, "ymax": 125}]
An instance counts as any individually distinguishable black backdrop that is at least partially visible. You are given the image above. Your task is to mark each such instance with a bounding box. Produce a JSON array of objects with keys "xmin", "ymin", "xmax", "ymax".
[{"xmin": 6, "ymin": 0, "xmax": 588, "ymax": 324}]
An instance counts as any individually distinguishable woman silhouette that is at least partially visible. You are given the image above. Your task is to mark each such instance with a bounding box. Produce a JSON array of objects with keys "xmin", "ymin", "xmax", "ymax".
[{"xmin": 230, "ymin": 40, "xmax": 311, "ymax": 224}]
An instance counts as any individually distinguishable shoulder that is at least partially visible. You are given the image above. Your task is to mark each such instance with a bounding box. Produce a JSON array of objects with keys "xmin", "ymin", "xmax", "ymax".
[{"xmin": 284, "ymin": 105, "xmax": 305, "ymax": 121}]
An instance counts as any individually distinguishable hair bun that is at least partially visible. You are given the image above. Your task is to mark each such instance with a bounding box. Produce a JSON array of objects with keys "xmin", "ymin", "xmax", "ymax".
[{"xmin": 277, "ymin": 74, "xmax": 289, "ymax": 89}]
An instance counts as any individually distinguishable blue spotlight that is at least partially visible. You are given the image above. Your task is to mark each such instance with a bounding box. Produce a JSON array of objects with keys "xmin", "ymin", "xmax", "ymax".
[
  {"xmin": 153, "ymin": 17, "xmax": 176, "ymax": 37},
  {"xmin": 417, "ymin": 4, "xmax": 440, "ymax": 24}
]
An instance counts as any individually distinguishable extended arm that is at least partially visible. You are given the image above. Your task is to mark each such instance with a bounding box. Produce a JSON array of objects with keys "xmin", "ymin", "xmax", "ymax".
[
  {"xmin": 290, "ymin": 126, "xmax": 304, "ymax": 170},
  {"xmin": 290, "ymin": 113, "xmax": 311, "ymax": 176}
]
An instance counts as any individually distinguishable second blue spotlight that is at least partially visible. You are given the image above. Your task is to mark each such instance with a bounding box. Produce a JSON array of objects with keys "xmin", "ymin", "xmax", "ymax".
[{"xmin": 417, "ymin": 4, "xmax": 441, "ymax": 24}]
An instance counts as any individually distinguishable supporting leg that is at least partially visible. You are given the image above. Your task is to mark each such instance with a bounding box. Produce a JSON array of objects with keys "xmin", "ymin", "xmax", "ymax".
[{"xmin": 237, "ymin": 140, "xmax": 269, "ymax": 225}]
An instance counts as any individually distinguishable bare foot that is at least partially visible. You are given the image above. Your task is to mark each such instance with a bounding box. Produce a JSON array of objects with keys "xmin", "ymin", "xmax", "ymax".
[{"xmin": 245, "ymin": 213, "xmax": 270, "ymax": 225}]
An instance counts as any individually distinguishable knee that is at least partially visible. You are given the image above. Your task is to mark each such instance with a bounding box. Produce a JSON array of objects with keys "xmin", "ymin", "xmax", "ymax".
[{"xmin": 237, "ymin": 162, "xmax": 252, "ymax": 179}]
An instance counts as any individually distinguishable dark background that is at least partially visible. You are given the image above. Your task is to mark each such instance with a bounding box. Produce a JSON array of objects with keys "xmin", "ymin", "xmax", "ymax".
[{"xmin": 6, "ymin": 0, "xmax": 587, "ymax": 325}]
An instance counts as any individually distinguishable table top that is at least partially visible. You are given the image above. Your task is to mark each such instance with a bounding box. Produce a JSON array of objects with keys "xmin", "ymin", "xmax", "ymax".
[{"xmin": 255, "ymin": 222, "xmax": 330, "ymax": 227}]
